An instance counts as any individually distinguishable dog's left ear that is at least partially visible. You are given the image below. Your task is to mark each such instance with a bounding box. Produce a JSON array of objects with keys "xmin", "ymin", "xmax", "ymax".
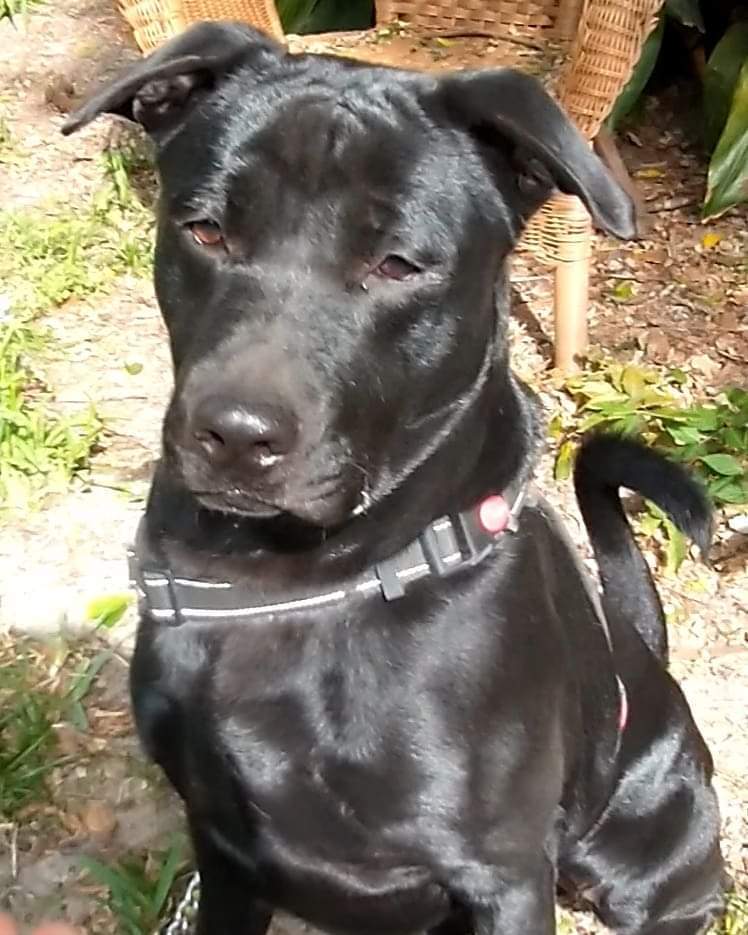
[
  {"xmin": 62, "ymin": 21, "xmax": 282, "ymax": 141},
  {"xmin": 436, "ymin": 69, "xmax": 637, "ymax": 240}
]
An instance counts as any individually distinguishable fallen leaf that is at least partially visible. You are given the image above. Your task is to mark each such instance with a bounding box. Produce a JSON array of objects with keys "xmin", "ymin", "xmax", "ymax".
[
  {"xmin": 715, "ymin": 334, "xmax": 745, "ymax": 360},
  {"xmin": 635, "ymin": 165, "xmax": 667, "ymax": 179},
  {"xmin": 43, "ymin": 74, "xmax": 76, "ymax": 113},
  {"xmin": 727, "ymin": 514, "xmax": 748, "ymax": 533},
  {"xmin": 701, "ymin": 232, "xmax": 722, "ymax": 249},
  {"xmin": 80, "ymin": 801, "xmax": 118, "ymax": 843},
  {"xmin": 621, "ymin": 365, "xmax": 648, "ymax": 399},
  {"xmin": 643, "ymin": 330, "xmax": 671, "ymax": 362},
  {"xmin": 716, "ymin": 310, "xmax": 740, "ymax": 331},
  {"xmin": 643, "ymin": 246, "xmax": 668, "ymax": 264},
  {"xmin": 54, "ymin": 724, "xmax": 84, "ymax": 757},
  {"xmin": 688, "ymin": 353, "xmax": 721, "ymax": 377},
  {"xmin": 611, "ymin": 280, "xmax": 636, "ymax": 302},
  {"xmin": 58, "ymin": 804, "xmax": 83, "ymax": 832},
  {"xmin": 704, "ymin": 453, "xmax": 746, "ymax": 476},
  {"xmin": 554, "ymin": 440, "xmax": 575, "ymax": 481}
]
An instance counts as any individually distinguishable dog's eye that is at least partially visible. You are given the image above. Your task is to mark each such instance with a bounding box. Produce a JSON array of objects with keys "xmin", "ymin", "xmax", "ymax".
[
  {"xmin": 374, "ymin": 255, "xmax": 420, "ymax": 281},
  {"xmin": 187, "ymin": 221, "xmax": 224, "ymax": 249}
]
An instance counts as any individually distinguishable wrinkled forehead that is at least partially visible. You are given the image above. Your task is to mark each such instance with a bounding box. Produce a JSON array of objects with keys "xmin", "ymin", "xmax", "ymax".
[{"xmin": 167, "ymin": 66, "xmax": 506, "ymax": 247}]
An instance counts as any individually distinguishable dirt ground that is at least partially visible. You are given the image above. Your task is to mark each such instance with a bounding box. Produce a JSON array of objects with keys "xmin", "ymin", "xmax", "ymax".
[{"xmin": 0, "ymin": 2, "xmax": 746, "ymax": 932}]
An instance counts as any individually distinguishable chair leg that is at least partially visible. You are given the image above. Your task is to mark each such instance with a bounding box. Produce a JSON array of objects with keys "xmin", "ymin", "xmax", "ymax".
[{"xmin": 553, "ymin": 250, "xmax": 590, "ymax": 371}]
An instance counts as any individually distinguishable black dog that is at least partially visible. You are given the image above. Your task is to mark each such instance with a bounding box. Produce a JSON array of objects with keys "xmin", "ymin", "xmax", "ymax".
[{"xmin": 65, "ymin": 23, "xmax": 725, "ymax": 934}]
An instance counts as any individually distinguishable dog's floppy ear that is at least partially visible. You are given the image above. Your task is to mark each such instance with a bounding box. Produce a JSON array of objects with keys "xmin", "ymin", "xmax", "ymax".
[
  {"xmin": 62, "ymin": 21, "xmax": 282, "ymax": 140},
  {"xmin": 437, "ymin": 69, "xmax": 636, "ymax": 240}
]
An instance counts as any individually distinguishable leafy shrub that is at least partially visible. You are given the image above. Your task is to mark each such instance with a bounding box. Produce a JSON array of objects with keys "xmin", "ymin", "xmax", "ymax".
[{"xmin": 552, "ymin": 358, "xmax": 747, "ymax": 571}]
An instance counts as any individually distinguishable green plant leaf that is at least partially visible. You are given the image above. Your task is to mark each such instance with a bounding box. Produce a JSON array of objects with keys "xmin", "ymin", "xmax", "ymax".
[
  {"xmin": 703, "ymin": 23, "xmax": 748, "ymax": 151},
  {"xmin": 547, "ymin": 413, "xmax": 564, "ymax": 438},
  {"xmin": 722, "ymin": 427, "xmax": 746, "ymax": 451},
  {"xmin": 648, "ymin": 407, "xmax": 689, "ymax": 422},
  {"xmin": 665, "ymin": 424, "xmax": 703, "ymax": 446},
  {"xmin": 577, "ymin": 411, "xmax": 612, "ymax": 432},
  {"xmin": 708, "ymin": 475, "xmax": 748, "ymax": 504},
  {"xmin": 638, "ymin": 510, "xmax": 662, "ymax": 537},
  {"xmin": 566, "ymin": 379, "xmax": 616, "ymax": 398},
  {"xmin": 619, "ymin": 414, "xmax": 646, "ymax": 436},
  {"xmin": 665, "ymin": 0, "xmax": 704, "ymax": 31},
  {"xmin": 621, "ymin": 365, "xmax": 648, "ymax": 399},
  {"xmin": 677, "ymin": 442, "xmax": 709, "ymax": 461},
  {"xmin": 668, "ymin": 367, "xmax": 688, "ymax": 385},
  {"xmin": 684, "ymin": 406, "xmax": 720, "ymax": 431},
  {"xmin": 639, "ymin": 389, "xmax": 677, "ymax": 409},
  {"xmin": 704, "ymin": 58, "xmax": 748, "ymax": 219},
  {"xmin": 85, "ymin": 593, "xmax": 132, "ymax": 629},
  {"xmin": 612, "ymin": 280, "xmax": 636, "ymax": 302},
  {"xmin": 606, "ymin": 14, "xmax": 665, "ymax": 131},
  {"xmin": 152, "ymin": 840, "xmax": 185, "ymax": 916},
  {"xmin": 700, "ymin": 453, "xmax": 745, "ymax": 476},
  {"xmin": 554, "ymin": 440, "xmax": 576, "ymax": 481},
  {"xmin": 581, "ymin": 394, "xmax": 632, "ymax": 412},
  {"xmin": 67, "ymin": 650, "xmax": 112, "ymax": 707},
  {"xmin": 663, "ymin": 519, "xmax": 688, "ymax": 576},
  {"xmin": 80, "ymin": 856, "xmax": 152, "ymax": 908},
  {"xmin": 277, "ymin": 0, "xmax": 372, "ymax": 33},
  {"xmin": 726, "ymin": 387, "xmax": 748, "ymax": 409}
]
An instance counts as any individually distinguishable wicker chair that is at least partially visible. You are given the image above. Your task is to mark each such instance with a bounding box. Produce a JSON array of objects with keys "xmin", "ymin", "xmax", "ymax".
[{"xmin": 118, "ymin": 0, "xmax": 664, "ymax": 369}]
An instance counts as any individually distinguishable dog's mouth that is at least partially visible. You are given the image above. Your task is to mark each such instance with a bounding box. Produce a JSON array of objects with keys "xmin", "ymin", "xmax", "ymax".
[
  {"xmin": 191, "ymin": 488, "xmax": 285, "ymax": 519},
  {"xmin": 186, "ymin": 476, "xmax": 361, "ymax": 527}
]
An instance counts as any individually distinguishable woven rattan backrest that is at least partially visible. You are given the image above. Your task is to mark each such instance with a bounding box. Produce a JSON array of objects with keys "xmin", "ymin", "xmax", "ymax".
[
  {"xmin": 375, "ymin": 0, "xmax": 665, "ymax": 138},
  {"xmin": 375, "ymin": 0, "xmax": 564, "ymax": 35},
  {"xmin": 557, "ymin": 0, "xmax": 665, "ymax": 137},
  {"xmin": 120, "ymin": 0, "xmax": 283, "ymax": 51}
]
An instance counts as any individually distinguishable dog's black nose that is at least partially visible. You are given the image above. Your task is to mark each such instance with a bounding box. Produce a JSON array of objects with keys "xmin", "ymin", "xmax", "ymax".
[{"xmin": 191, "ymin": 396, "xmax": 299, "ymax": 470}]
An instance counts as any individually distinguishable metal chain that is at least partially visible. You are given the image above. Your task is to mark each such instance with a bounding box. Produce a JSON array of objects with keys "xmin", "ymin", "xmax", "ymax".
[{"xmin": 160, "ymin": 870, "xmax": 201, "ymax": 935}]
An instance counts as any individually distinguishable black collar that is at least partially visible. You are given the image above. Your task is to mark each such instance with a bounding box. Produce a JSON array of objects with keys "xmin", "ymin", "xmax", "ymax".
[{"xmin": 128, "ymin": 480, "xmax": 528, "ymax": 626}]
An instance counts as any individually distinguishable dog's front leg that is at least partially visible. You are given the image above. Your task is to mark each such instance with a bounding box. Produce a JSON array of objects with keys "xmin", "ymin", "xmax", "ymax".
[
  {"xmin": 191, "ymin": 825, "xmax": 273, "ymax": 935},
  {"xmin": 446, "ymin": 856, "xmax": 556, "ymax": 935}
]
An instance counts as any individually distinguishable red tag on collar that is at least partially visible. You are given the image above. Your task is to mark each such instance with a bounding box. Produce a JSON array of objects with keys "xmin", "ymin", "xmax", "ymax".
[{"xmin": 478, "ymin": 494, "xmax": 510, "ymax": 534}]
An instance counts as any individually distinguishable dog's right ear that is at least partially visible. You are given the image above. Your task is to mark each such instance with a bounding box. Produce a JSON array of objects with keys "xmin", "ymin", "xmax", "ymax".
[{"xmin": 62, "ymin": 21, "xmax": 282, "ymax": 141}]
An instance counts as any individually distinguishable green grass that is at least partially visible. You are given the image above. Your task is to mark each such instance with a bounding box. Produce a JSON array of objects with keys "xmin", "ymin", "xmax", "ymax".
[
  {"xmin": 0, "ymin": 177, "xmax": 153, "ymax": 314},
  {"xmin": 0, "ymin": 0, "xmax": 40, "ymax": 20},
  {"xmin": 552, "ymin": 356, "xmax": 748, "ymax": 572},
  {"xmin": 715, "ymin": 891, "xmax": 748, "ymax": 935},
  {"xmin": 0, "ymin": 149, "xmax": 155, "ymax": 512},
  {"xmin": 0, "ymin": 656, "xmax": 63, "ymax": 817},
  {"xmin": 82, "ymin": 838, "xmax": 189, "ymax": 935},
  {"xmin": 103, "ymin": 140, "xmax": 158, "ymax": 211},
  {"xmin": 0, "ymin": 114, "xmax": 14, "ymax": 159},
  {"xmin": 0, "ymin": 638, "xmax": 112, "ymax": 818},
  {"xmin": 0, "ymin": 319, "xmax": 102, "ymax": 511}
]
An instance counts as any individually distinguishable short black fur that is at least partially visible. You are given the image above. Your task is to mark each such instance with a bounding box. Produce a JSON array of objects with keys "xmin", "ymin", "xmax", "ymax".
[{"xmin": 66, "ymin": 23, "xmax": 724, "ymax": 935}]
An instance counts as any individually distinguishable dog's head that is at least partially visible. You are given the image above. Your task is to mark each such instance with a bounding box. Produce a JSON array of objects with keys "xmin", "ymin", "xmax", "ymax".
[{"xmin": 65, "ymin": 23, "xmax": 635, "ymax": 527}]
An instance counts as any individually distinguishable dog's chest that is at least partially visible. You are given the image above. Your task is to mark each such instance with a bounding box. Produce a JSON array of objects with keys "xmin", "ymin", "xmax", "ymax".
[
  {"xmin": 210, "ymin": 639, "xmax": 456, "ymax": 929},
  {"xmin": 214, "ymin": 631, "xmax": 423, "ymax": 832}
]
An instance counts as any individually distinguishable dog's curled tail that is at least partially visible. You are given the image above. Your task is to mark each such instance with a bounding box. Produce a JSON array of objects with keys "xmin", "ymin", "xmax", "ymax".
[{"xmin": 573, "ymin": 433, "xmax": 712, "ymax": 665}]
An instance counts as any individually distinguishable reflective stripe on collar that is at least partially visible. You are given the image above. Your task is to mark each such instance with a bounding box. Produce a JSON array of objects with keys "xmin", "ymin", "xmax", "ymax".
[{"xmin": 128, "ymin": 482, "xmax": 528, "ymax": 626}]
